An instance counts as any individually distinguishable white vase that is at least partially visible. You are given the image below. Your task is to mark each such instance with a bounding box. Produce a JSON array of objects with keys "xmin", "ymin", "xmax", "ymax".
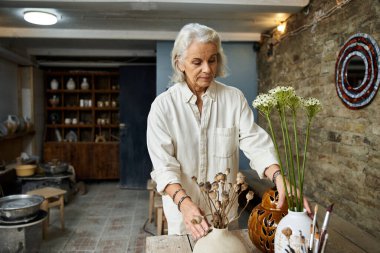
[
  {"xmin": 193, "ymin": 227, "xmax": 248, "ymax": 253},
  {"xmin": 81, "ymin": 77, "xmax": 89, "ymax": 90},
  {"xmin": 274, "ymin": 209, "xmax": 311, "ymax": 253},
  {"xmin": 50, "ymin": 79, "xmax": 59, "ymax": 90},
  {"xmin": 66, "ymin": 78, "xmax": 75, "ymax": 90}
]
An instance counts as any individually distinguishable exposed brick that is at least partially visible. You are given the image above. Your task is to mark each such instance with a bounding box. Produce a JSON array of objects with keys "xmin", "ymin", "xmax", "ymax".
[{"xmin": 257, "ymin": 0, "xmax": 380, "ymax": 237}]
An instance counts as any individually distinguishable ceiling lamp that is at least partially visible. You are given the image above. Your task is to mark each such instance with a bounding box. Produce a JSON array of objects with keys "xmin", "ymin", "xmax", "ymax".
[
  {"xmin": 277, "ymin": 22, "xmax": 286, "ymax": 33},
  {"xmin": 24, "ymin": 11, "xmax": 57, "ymax": 25}
]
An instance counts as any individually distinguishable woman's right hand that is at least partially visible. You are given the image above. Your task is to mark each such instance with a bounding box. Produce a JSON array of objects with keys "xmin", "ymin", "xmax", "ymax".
[{"xmin": 180, "ymin": 198, "xmax": 211, "ymax": 240}]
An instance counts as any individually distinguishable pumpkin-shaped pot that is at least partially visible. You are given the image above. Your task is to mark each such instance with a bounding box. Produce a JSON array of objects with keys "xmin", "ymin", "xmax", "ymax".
[{"xmin": 248, "ymin": 188, "xmax": 288, "ymax": 253}]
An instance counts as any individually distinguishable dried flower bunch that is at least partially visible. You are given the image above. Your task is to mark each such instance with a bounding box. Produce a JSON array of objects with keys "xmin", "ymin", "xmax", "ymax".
[
  {"xmin": 192, "ymin": 169, "xmax": 254, "ymax": 229},
  {"xmin": 252, "ymin": 86, "xmax": 322, "ymax": 212}
]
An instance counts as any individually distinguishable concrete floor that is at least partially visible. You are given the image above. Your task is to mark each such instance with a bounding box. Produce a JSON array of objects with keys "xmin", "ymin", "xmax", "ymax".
[{"xmin": 39, "ymin": 181, "xmax": 379, "ymax": 253}]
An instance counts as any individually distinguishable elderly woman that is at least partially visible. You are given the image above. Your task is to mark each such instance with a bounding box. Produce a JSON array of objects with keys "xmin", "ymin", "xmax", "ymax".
[{"xmin": 147, "ymin": 23, "xmax": 310, "ymax": 239}]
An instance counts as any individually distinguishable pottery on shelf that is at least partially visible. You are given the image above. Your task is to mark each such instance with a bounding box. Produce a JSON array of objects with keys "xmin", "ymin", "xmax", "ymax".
[
  {"xmin": 49, "ymin": 95, "xmax": 59, "ymax": 107},
  {"xmin": 193, "ymin": 227, "xmax": 248, "ymax": 253},
  {"xmin": 65, "ymin": 130, "xmax": 77, "ymax": 142},
  {"xmin": 81, "ymin": 77, "xmax": 89, "ymax": 90},
  {"xmin": 274, "ymin": 209, "xmax": 312, "ymax": 253},
  {"xmin": 4, "ymin": 115, "xmax": 18, "ymax": 134},
  {"xmin": 66, "ymin": 78, "xmax": 75, "ymax": 90},
  {"xmin": 50, "ymin": 79, "xmax": 59, "ymax": 90},
  {"xmin": 248, "ymin": 188, "xmax": 288, "ymax": 253}
]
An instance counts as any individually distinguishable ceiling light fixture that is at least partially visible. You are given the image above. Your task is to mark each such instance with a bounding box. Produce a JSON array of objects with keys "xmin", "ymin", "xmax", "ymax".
[
  {"xmin": 277, "ymin": 22, "xmax": 286, "ymax": 33},
  {"xmin": 24, "ymin": 11, "xmax": 58, "ymax": 25}
]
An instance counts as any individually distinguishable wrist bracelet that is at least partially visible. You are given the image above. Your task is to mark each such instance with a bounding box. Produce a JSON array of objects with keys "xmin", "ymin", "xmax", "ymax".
[
  {"xmin": 177, "ymin": 195, "xmax": 191, "ymax": 212},
  {"xmin": 272, "ymin": 170, "xmax": 281, "ymax": 184},
  {"xmin": 172, "ymin": 188, "xmax": 184, "ymax": 202}
]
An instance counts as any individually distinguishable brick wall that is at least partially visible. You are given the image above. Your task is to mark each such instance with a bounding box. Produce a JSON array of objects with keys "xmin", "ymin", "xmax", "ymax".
[{"xmin": 256, "ymin": 0, "xmax": 379, "ymax": 237}]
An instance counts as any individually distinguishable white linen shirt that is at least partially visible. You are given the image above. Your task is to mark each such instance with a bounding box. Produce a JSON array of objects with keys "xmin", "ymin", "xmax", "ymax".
[{"xmin": 147, "ymin": 81, "xmax": 278, "ymax": 235}]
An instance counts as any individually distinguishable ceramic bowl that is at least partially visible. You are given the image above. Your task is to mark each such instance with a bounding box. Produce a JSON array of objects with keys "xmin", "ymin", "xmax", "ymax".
[{"xmin": 15, "ymin": 164, "xmax": 36, "ymax": 177}]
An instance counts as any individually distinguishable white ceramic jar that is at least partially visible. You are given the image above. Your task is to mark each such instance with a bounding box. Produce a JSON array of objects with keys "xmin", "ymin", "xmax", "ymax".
[
  {"xmin": 50, "ymin": 79, "xmax": 59, "ymax": 90},
  {"xmin": 81, "ymin": 77, "xmax": 89, "ymax": 90},
  {"xmin": 66, "ymin": 78, "xmax": 75, "ymax": 90}
]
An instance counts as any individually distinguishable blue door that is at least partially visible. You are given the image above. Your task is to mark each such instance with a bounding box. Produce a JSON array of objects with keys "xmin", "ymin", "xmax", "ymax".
[{"xmin": 119, "ymin": 65, "xmax": 156, "ymax": 189}]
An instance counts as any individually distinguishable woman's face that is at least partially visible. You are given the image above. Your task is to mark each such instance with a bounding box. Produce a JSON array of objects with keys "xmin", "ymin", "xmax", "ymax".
[{"xmin": 179, "ymin": 41, "xmax": 218, "ymax": 92}]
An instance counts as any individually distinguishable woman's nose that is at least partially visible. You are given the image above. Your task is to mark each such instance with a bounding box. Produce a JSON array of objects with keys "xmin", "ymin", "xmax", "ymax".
[{"xmin": 202, "ymin": 62, "xmax": 211, "ymax": 73}]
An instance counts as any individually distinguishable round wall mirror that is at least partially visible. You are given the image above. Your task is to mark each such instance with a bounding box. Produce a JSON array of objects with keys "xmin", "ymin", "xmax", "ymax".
[
  {"xmin": 335, "ymin": 33, "xmax": 380, "ymax": 109},
  {"xmin": 346, "ymin": 55, "xmax": 366, "ymax": 88}
]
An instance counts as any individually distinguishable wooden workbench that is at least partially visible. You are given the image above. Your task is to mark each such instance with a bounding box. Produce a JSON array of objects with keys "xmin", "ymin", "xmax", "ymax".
[{"xmin": 146, "ymin": 229, "xmax": 259, "ymax": 253}]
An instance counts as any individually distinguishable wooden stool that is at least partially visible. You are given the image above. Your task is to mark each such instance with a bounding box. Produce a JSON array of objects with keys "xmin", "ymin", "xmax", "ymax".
[
  {"xmin": 27, "ymin": 187, "xmax": 67, "ymax": 238},
  {"xmin": 154, "ymin": 195, "xmax": 166, "ymax": 235},
  {"xmin": 147, "ymin": 179, "xmax": 156, "ymax": 223}
]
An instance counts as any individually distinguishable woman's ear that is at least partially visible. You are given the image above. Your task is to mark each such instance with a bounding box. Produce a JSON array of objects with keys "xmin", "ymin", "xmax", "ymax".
[{"xmin": 177, "ymin": 62, "xmax": 185, "ymax": 72}]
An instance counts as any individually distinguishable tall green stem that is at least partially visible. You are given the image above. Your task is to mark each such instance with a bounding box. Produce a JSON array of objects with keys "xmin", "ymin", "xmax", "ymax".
[
  {"xmin": 281, "ymin": 107, "xmax": 299, "ymax": 211},
  {"xmin": 292, "ymin": 110, "xmax": 302, "ymax": 211},
  {"xmin": 277, "ymin": 107, "xmax": 294, "ymax": 209},
  {"xmin": 300, "ymin": 119, "xmax": 312, "ymax": 210},
  {"xmin": 265, "ymin": 113, "xmax": 291, "ymax": 209}
]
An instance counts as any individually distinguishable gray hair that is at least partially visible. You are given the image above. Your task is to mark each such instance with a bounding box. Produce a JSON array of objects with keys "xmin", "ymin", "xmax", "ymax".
[{"xmin": 170, "ymin": 23, "xmax": 228, "ymax": 83}]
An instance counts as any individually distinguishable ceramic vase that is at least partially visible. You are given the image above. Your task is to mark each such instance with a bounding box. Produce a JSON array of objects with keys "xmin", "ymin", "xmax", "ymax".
[
  {"xmin": 274, "ymin": 209, "xmax": 311, "ymax": 253},
  {"xmin": 248, "ymin": 188, "xmax": 288, "ymax": 253},
  {"xmin": 4, "ymin": 115, "xmax": 18, "ymax": 134},
  {"xmin": 50, "ymin": 79, "xmax": 59, "ymax": 90},
  {"xmin": 193, "ymin": 227, "xmax": 248, "ymax": 253},
  {"xmin": 81, "ymin": 77, "xmax": 89, "ymax": 90},
  {"xmin": 66, "ymin": 78, "xmax": 75, "ymax": 90}
]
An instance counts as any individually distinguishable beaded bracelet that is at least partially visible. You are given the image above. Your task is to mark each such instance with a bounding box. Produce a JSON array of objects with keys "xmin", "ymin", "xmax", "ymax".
[
  {"xmin": 172, "ymin": 188, "xmax": 185, "ymax": 202},
  {"xmin": 177, "ymin": 195, "xmax": 191, "ymax": 212},
  {"xmin": 272, "ymin": 170, "xmax": 281, "ymax": 184}
]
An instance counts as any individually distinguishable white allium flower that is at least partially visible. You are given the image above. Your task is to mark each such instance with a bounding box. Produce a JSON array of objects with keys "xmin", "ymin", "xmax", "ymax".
[
  {"xmin": 252, "ymin": 93, "xmax": 277, "ymax": 115},
  {"xmin": 268, "ymin": 86, "xmax": 296, "ymax": 107},
  {"xmin": 302, "ymin": 97, "xmax": 322, "ymax": 118}
]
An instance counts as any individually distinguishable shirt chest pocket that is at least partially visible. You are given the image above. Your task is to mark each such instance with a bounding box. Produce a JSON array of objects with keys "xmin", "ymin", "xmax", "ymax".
[{"xmin": 213, "ymin": 127, "xmax": 238, "ymax": 158}]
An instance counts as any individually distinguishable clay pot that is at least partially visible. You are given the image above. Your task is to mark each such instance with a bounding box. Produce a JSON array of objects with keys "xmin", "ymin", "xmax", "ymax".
[{"xmin": 248, "ymin": 188, "xmax": 288, "ymax": 253}]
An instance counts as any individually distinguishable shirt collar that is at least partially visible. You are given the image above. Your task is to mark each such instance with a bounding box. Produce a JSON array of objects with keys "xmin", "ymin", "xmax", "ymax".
[{"xmin": 179, "ymin": 81, "xmax": 216, "ymax": 103}]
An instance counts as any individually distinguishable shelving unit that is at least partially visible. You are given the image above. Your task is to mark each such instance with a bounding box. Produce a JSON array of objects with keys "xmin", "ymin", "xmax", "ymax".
[
  {"xmin": 44, "ymin": 71, "xmax": 120, "ymax": 143},
  {"xmin": 43, "ymin": 70, "xmax": 120, "ymax": 180}
]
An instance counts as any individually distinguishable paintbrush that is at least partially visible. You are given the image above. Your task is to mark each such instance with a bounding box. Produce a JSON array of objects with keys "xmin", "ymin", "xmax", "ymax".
[
  {"xmin": 320, "ymin": 233, "xmax": 329, "ymax": 253},
  {"xmin": 309, "ymin": 205, "xmax": 318, "ymax": 252},
  {"xmin": 318, "ymin": 204, "xmax": 334, "ymax": 253},
  {"xmin": 314, "ymin": 232, "xmax": 320, "ymax": 253}
]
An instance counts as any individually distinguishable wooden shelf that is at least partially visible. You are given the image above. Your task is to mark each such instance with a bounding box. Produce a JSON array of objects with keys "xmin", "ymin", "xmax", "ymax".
[
  {"xmin": 43, "ymin": 69, "xmax": 121, "ymax": 180},
  {"xmin": 0, "ymin": 130, "xmax": 35, "ymax": 141}
]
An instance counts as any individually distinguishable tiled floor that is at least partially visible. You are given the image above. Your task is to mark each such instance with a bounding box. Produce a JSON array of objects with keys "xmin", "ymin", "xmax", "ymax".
[
  {"xmin": 37, "ymin": 180, "xmax": 380, "ymax": 253},
  {"xmin": 39, "ymin": 181, "xmax": 250, "ymax": 253},
  {"xmin": 39, "ymin": 181, "xmax": 156, "ymax": 253}
]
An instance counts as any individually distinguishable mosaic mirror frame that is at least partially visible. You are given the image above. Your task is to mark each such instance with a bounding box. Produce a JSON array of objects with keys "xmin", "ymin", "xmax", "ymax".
[{"xmin": 335, "ymin": 33, "xmax": 380, "ymax": 109}]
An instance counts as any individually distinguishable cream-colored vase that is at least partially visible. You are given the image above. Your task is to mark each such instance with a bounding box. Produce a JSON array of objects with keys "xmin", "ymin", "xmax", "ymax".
[
  {"xmin": 274, "ymin": 209, "xmax": 311, "ymax": 253},
  {"xmin": 193, "ymin": 227, "xmax": 248, "ymax": 253}
]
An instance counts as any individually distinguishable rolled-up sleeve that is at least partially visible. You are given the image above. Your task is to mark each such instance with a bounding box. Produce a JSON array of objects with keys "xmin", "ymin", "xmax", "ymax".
[
  {"xmin": 238, "ymin": 92, "xmax": 279, "ymax": 178},
  {"xmin": 147, "ymin": 100, "xmax": 182, "ymax": 194}
]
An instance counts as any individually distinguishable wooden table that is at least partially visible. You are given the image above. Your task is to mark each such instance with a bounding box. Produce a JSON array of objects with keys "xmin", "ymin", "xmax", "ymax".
[{"xmin": 146, "ymin": 229, "xmax": 259, "ymax": 253}]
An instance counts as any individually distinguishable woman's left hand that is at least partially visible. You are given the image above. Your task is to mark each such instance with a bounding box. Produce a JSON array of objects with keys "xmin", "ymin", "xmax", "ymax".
[{"xmin": 275, "ymin": 174, "xmax": 313, "ymax": 218}]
